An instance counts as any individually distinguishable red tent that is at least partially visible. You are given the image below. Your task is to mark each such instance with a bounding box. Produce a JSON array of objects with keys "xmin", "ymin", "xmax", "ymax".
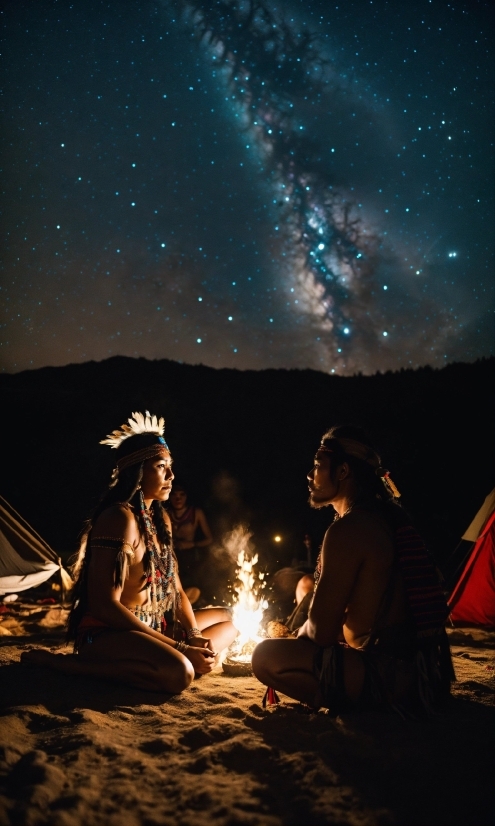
[{"xmin": 448, "ymin": 501, "xmax": 495, "ymax": 628}]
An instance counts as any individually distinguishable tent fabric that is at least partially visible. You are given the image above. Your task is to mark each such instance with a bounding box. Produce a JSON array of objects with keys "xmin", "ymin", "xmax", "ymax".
[
  {"xmin": 462, "ymin": 488, "xmax": 495, "ymax": 542},
  {"xmin": 448, "ymin": 509, "xmax": 495, "ymax": 628},
  {"xmin": 0, "ymin": 495, "xmax": 71, "ymax": 595},
  {"xmin": 0, "ymin": 565, "xmax": 61, "ymax": 595}
]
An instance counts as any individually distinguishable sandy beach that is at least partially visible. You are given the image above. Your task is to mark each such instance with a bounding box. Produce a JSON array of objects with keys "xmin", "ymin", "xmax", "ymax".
[{"xmin": 0, "ymin": 604, "xmax": 493, "ymax": 826}]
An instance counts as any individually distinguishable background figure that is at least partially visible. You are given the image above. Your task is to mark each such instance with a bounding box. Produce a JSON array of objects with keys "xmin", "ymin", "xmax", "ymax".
[
  {"xmin": 264, "ymin": 532, "xmax": 317, "ymax": 632},
  {"xmin": 302, "ymin": 533, "xmax": 313, "ymax": 566},
  {"xmin": 262, "ymin": 564, "xmax": 314, "ymax": 634},
  {"xmin": 290, "ymin": 532, "xmax": 315, "ymax": 571},
  {"xmin": 169, "ymin": 482, "xmax": 213, "ymax": 605}
]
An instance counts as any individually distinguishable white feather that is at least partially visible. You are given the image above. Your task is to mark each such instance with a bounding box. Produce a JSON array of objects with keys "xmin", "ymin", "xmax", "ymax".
[{"xmin": 99, "ymin": 410, "xmax": 166, "ymax": 448}]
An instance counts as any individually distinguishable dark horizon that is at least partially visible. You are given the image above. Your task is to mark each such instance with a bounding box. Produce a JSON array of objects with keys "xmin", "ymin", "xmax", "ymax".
[
  {"xmin": 1, "ymin": 355, "xmax": 493, "ymax": 576},
  {"xmin": 3, "ymin": 349, "xmax": 493, "ymax": 379}
]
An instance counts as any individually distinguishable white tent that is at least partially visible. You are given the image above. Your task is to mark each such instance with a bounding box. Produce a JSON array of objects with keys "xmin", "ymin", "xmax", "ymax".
[
  {"xmin": 0, "ymin": 495, "xmax": 72, "ymax": 596},
  {"xmin": 461, "ymin": 489, "xmax": 495, "ymax": 542}
]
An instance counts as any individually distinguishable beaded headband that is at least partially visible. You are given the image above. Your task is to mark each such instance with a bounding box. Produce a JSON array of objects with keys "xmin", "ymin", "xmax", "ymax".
[
  {"xmin": 116, "ymin": 444, "xmax": 169, "ymax": 472},
  {"xmin": 319, "ymin": 437, "xmax": 401, "ymax": 498}
]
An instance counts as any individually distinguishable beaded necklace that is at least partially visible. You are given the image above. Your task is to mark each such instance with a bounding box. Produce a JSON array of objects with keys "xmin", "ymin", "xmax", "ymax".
[{"xmin": 137, "ymin": 490, "xmax": 178, "ymax": 629}]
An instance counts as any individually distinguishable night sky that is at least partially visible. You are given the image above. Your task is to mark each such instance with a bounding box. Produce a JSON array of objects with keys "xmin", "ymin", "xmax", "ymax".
[{"xmin": 2, "ymin": 0, "xmax": 494, "ymax": 375}]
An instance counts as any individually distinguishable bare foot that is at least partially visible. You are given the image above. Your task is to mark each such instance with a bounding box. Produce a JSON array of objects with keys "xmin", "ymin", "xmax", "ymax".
[{"xmin": 21, "ymin": 648, "xmax": 54, "ymax": 665}]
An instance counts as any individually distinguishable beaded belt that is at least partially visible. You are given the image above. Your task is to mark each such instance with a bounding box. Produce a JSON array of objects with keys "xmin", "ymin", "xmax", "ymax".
[{"xmin": 131, "ymin": 599, "xmax": 172, "ymax": 632}]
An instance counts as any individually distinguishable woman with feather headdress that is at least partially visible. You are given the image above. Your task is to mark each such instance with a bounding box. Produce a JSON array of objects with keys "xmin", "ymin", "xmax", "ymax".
[{"xmin": 22, "ymin": 412, "xmax": 238, "ymax": 692}]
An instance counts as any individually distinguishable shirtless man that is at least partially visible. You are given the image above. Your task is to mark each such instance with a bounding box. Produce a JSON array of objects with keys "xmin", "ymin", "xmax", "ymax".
[
  {"xmin": 169, "ymin": 483, "xmax": 213, "ymax": 603},
  {"xmin": 252, "ymin": 425, "xmax": 453, "ymax": 714},
  {"xmin": 169, "ymin": 484, "xmax": 212, "ymax": 552},
  {"xmin": 23, "ymin": 412, "xmax": 238, "ymax": 693}
]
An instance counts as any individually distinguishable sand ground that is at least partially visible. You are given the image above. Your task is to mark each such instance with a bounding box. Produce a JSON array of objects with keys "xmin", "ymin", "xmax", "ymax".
[{"xmin": 0, "ymin": 604, "xmax": 493, "ymax": 826}]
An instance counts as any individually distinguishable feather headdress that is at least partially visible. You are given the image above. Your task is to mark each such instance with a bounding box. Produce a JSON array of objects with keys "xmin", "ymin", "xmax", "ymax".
[{"xmin": 100, "ymin": 411, "xmax": 165, "ymax": 449}]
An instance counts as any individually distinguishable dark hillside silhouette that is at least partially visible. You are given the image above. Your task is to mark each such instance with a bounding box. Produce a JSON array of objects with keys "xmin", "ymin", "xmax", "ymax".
[{"xmin": 0, "ymin": 357, "xmax": 493, "ymax": 575}]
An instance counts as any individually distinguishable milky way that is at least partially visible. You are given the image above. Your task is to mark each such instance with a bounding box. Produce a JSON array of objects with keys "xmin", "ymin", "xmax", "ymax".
[{"xmin": 1, "ymin": 0, "xmax": 493, "ymax": 374}]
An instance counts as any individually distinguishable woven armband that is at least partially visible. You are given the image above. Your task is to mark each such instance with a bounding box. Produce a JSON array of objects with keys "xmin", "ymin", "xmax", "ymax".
[
  {"xmin": 91, "ymin": 537, "xmax": 135, "ymax": 589},
  {"xmin": 90, "ymin": 537, "xmax": 126, "ymax": 551}
]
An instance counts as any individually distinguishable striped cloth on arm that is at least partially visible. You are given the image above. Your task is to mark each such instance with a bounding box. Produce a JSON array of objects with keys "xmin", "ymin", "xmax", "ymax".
[{"xmin": 394, "ymin": 525, "xmax": 449, "ymax": 637}]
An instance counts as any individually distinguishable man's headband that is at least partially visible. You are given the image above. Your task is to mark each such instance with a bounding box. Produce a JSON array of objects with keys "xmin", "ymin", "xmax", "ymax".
[
  {"xmin": 319, "ymin": 437, "xmax": 401, "ymax": 498},
  {"xmin": 319, "ymin": 437, "xmax": 380, "ymax": 468},
  {"xmin": 100, "ymin": 411, "xmax": 170, "ymax": 473}
]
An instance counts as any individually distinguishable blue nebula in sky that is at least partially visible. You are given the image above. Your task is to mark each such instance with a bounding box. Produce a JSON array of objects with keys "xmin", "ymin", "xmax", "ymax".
[{"xmin": 2, "ymin": 0, "xmax": 493, "ymax": 374}]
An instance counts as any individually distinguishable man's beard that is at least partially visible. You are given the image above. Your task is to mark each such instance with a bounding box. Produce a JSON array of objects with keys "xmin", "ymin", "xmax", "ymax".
[{"xmin": 308, "ymin": 493, "xmax": 332, "ymax": 510}]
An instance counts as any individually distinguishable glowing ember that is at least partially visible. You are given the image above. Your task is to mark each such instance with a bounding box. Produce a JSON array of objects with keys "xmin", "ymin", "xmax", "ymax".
[{"xmin": 226, "ymin": 548, "xmax": 267, "ymax": 667}]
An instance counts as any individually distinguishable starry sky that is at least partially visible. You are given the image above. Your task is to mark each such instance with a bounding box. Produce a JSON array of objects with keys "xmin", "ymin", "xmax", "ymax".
[{"xmin": 2, "ymin": 0, "xmax": 494, "ymax": 375}]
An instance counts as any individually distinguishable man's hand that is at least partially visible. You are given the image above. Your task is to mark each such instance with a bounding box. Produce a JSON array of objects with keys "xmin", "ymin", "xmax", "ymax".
[
  {"xmin": 185, "ymin": 645, "xmax": 216, "ymax": 674},
  {"xmin": 175, "ymin": 539, "xmax": 194, "ymax": 550}
]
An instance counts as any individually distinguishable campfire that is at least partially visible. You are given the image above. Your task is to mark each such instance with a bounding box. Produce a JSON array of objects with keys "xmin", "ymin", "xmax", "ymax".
[{"xmin": 222, "ymin": 546, "xmax": 267, "ymax": 676}]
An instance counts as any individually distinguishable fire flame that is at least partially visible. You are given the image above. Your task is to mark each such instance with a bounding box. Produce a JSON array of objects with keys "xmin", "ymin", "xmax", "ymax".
[{"xmin": 229, "ymin": 549, "xmax": 267, "ymax": 663}]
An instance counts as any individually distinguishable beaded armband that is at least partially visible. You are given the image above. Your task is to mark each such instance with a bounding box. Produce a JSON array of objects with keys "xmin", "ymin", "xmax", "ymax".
[
  {"xmin": 176, "ymin": 640, "xmax": 188, "ymax": 653},
  {"xmin": 90, "ymin": 537, "xmax": 135, "ymax": 558},
  {"xmin": 186, "ymin": 627, "xmax": 201, "ymax": 639}
]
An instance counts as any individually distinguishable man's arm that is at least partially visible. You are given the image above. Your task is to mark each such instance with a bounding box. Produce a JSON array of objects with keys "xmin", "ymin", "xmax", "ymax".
[
  {"xmin": 194, "ymin": 508, "xmax": 213, "ymax": 547},
  {"xmin": 297, "ymin": 518, "xmax": 364, "ymax": 647}
]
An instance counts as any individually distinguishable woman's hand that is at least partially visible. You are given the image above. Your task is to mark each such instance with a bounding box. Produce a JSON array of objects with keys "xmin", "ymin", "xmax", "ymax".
[
  {"xmin": 184, "ymin": 644, "xmax": 216, "ymax": 674},
  {"xmin": 187, "ymin": 635, "xmax": 213, "ymax": 651}
]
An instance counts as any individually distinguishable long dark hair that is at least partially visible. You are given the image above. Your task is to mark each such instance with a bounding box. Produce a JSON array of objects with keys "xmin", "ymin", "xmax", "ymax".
[
  {"xmin": 321, "ymin": 424, "xmax": 407, "ymax": 527},
  {"xmin": 66, "ymin": 434, "xmax": 172, "ymax": 643}
]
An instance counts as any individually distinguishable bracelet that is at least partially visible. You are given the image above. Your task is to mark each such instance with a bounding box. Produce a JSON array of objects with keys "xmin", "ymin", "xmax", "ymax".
[
  {"xmin": 186, "ymin": 627, "xmax": 201, "ymax": 639},
  {"xmin": 176, "ymin": 640, "xmax": 188, "ymax": 653}
]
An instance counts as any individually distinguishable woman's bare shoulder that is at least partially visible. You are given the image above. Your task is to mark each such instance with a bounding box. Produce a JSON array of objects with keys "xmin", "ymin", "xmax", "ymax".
[{"xmin": 92, "ymin": 503, "xmax": 138, "ymax": 539}]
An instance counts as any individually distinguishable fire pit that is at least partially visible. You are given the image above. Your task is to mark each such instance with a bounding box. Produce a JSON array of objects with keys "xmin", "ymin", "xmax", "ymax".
[
  {"xmin": 222, "ymin": 543, "xmax": 267, "ymax": 677},
  {"xmin": 222, "ymin": 640, "xmax": 257, "ymax": 676}
]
